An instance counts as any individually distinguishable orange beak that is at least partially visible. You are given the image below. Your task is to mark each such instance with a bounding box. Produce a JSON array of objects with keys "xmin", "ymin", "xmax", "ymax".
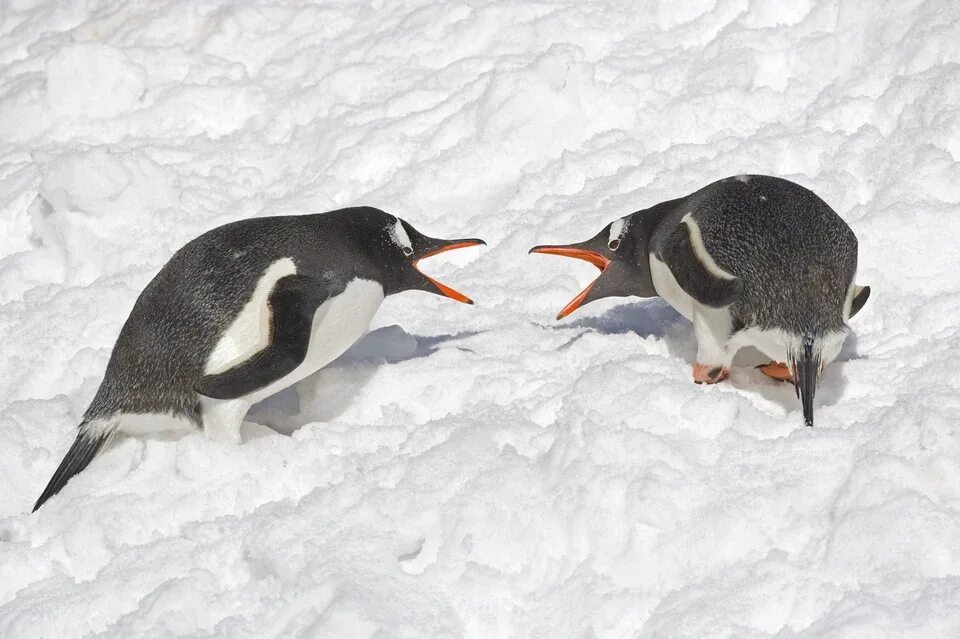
[
  {"xmin": 529, "ymin": 245, "xmax": 610, "ymax": 319},
  {"xmin": 415, "ymin": 239, "xmax": 485, "ymax": 304}
]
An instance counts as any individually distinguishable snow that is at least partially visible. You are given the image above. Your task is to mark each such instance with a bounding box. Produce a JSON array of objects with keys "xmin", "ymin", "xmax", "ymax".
[
  {"xmin": 45, "ymin": 43, "xmax": 147, "ymax": 119},
  {"xmin": 1, "ymin": 0, "xmax": 960, "ymax": 636}
]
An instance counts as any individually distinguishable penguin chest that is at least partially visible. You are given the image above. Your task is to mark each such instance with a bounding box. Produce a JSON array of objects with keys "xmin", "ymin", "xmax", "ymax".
[
  {"xmin": 649, "ymin": 253, "xmax": 696, "ymax": 321},
  {"xmin": 649, "ymin": 253, "xmax": 737, "ymax": 361}
]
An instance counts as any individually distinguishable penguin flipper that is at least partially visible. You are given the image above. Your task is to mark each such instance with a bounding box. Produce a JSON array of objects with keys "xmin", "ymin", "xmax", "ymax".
[
  {"xmin": 659, "ymin": 214, "xmax": 740, "ymax": 308},
  {"xmin": 195, "ymin": 274, "xmax": 332, "ymax": 400},
  {"xmin": 850, "ymin": 285, "xmax": 870, "ymax": 318}
]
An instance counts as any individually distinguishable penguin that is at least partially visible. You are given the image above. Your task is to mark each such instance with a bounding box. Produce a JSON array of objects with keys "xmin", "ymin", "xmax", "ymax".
[
  {"xmin": 33, "ymin": 207, "xmax": 484, "ymax": 511},
  {"xmin": 530, "ymin": 175, "xmax": 870, "ymax": 428}
]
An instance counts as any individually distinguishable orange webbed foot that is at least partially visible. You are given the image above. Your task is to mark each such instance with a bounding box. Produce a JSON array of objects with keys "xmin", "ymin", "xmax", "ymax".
[
  {"xmin": 757, "ymin": 361, "xmax": 794, "ymax": 383},
  {"xmin": 693, "ymin": 363, "xmax": 731, "ymax": 384}
]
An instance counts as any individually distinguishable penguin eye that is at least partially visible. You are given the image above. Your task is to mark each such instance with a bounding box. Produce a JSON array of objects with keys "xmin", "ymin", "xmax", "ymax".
[
  {"xmin": 402, "ymin": 246, "xmax": 414, "ymax": 257},
  {"xmin": 608, "ymin": 239, "xmax": 621, "ymax": 251}
]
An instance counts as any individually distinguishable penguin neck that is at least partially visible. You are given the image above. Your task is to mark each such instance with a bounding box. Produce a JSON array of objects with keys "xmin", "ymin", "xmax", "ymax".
[{"xmin": 630, "ymin": 198, "xmax": 680, "ymax": 297}]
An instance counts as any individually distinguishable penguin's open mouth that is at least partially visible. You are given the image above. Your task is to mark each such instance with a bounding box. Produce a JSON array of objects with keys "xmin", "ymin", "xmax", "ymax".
[
  {"xmin": 528, "ymin": 245, "xmax": 610, "ymax": 319},
  {"xmin": 414, "ymin": 239, "xmax": 485, "ymax": 304}
]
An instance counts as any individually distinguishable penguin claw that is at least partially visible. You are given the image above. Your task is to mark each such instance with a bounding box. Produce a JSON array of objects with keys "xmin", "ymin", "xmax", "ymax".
[
  {"xmin": 757, "ymin": 361, "xmax": 794, "ymax": 383},
  {"xmin": 692, "ymin": 363, "xmax": 730, "ymax": 384}
]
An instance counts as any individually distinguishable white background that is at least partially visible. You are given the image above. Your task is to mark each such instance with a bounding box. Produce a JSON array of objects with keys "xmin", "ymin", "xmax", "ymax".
[{"xmin": 1, "ymin": 0, "xmax": 959, "ymax": 636}]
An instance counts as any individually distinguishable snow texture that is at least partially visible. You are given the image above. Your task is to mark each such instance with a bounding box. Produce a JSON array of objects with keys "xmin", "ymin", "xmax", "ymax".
[{"xmin": 2, "ymin": 0, "xmax": 960, "ymax": 637}]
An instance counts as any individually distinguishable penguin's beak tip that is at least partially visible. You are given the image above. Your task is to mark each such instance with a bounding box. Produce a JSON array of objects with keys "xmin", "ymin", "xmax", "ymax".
[
  {"xmin": 415, "ymin": 238, "xmax": 484, "ymax": 304},
  {"xmin": 529, "ymin": 242, "xmax": 610, "ymax": 319}
]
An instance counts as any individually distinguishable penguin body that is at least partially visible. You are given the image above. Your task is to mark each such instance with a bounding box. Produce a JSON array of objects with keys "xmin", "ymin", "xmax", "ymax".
[
  {"xmin": 198, "ymin": 275, "xmax": 385, "ymax": 442},
  {"xmin": 531, "ymin": 175, "xmax": 870, "ymax": 428},
  {"xmin": 34, "ymin": 207, "xmax": 483, "ymax": 510}
]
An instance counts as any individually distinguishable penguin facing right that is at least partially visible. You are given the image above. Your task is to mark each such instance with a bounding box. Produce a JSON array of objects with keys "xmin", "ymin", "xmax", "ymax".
[
  {"xmin": 33, "ymin": 207, "xmax": 484, "ymax": 511},
  {"xmin": 530, "ymin": 175, "xmax": 870, "ymax": 428}
]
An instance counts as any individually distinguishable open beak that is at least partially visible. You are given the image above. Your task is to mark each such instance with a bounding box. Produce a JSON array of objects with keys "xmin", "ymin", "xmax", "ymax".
[
  {"xmin": 415, "ymin": 238, "xmax": 485, "ymax": 304},
  {"xmin": 529, "ymin": 243, "xmax": 610, "ymax": 319}
]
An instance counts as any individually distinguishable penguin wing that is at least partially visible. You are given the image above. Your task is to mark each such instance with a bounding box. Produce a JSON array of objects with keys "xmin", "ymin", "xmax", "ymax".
[
  {"xmin": 657, "ymin": 214, "xmax": 740, "ymax": 308},
  {"xmin": 195, "ymin": 274, "xmax": 332, "ymax": 400}
]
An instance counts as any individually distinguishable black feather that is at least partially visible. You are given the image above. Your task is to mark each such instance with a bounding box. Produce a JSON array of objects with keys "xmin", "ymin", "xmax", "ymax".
[
  {"xmin": 33, "ymin": 427, "xmax": 113, "ymax": 512},
  {"xmin": 790, "ymin": 335, "xmax": 821, "ymax": 428}
]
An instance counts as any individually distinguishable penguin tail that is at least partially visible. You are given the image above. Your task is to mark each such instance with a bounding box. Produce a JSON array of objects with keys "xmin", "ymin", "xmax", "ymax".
[
  {"xmin": 789, "ymin": 334, "xmax": 822, "ymax": 428},
  {"xmin": 33, "ymin": 421, "xmax": 115, "ymax": 512}
]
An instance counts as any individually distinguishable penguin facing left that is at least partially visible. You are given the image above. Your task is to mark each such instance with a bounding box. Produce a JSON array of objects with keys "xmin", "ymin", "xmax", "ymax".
[
  {"xmin": 530, "ymin": 175, "xmax": 870, "ymax": 429},
  {"xmin": 33, "ymin": 207, "xmax": 484, "ymax": 511}
]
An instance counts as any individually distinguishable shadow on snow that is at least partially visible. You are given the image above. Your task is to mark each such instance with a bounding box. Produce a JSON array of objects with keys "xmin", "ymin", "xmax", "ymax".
[
  {"xmin": 248, "ymin": 325, "xmax": 482, "ymax": 435},
  {"xmin": 546, "ymin": 298, "xmax": 858, "ymax": 417}
]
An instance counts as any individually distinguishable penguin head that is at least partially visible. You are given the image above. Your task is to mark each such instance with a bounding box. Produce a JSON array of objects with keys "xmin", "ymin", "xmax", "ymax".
[
  {"xmin": 529, "ymin": 213, "xmax": 655, "ymax": 319},
  {"xmin": 377, "ymin": 214, "xmax": 485, "ymax": 304}
]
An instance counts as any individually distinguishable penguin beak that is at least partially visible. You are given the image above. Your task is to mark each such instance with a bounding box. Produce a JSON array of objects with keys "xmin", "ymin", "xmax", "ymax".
[
  {"xmin": 529, "ymin": 241, "xmax": 611, "ymax": 319},
  {"xmin": 414, "ymin": 238, "xmax": 485, "ymax": 304}
]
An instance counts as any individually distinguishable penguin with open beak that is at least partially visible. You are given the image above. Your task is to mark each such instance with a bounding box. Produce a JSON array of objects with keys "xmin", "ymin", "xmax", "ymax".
[
  {"xmin": 33, "ymin": 207, "xmax": 484, "ymax": 511},
  {"xmin": 531, "ymin": 175, "xmax": 870, "ymax": 428}
]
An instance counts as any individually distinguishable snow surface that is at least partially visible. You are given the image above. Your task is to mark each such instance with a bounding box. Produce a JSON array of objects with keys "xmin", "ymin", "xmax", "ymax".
[{"xmin": 2, "ymin": 0, "xmax": 960, "ymax": 637}]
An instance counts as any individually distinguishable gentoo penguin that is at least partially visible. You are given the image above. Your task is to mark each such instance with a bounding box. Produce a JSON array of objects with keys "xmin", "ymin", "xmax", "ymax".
[
  {"xmin": 33, "ymin": 207, "xmax": 484, "ymax": 511},
  {"xmin": 530, "ymin": 175, "xmax": 870, "ymax": 428}
]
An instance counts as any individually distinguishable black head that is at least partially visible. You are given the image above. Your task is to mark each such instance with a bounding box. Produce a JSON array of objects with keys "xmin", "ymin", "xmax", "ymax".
[
  {"xmin": 362, "ymin": 209, "xmax": 485, "ymax": 303},
  {"xmin": 529, "ymin": 212, "xmax": 658, "ymax": 319}
]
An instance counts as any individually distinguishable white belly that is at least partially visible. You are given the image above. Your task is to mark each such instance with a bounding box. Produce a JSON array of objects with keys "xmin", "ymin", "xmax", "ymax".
[
  {"xmin": 650, "ymin": 253, "xmax": 735, "ymax": 365},
  {"xmin": 726, "ymin": 326, "xmax": 791, "ymax": 363},
  {"xmin": 649, "ymin": 253, "xmax": 697, "ymax": 321},
  {"xmin": 104, "ymin": 412, "xmax": 198, "ymax": 437}
]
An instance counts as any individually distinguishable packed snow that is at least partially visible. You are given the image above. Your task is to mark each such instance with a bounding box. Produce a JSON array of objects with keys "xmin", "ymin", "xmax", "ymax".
[{"xmin": 2, "ymin": 0, "xmax": 960, "ymax": 636}]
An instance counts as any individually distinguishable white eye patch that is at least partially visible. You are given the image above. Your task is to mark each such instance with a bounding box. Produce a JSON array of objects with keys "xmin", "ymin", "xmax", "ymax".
[
  {"xmin": 388, "ymin": 218, "xmax": 413, "ymax": 253},
  {"xmin": 608, "ymin": 217, "xmax": 628, "ymax": 248}
]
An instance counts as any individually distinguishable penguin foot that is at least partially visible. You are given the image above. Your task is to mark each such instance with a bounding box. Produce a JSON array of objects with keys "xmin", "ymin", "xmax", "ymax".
[
  {"xmin": 757, "ymin": 361, "xmax": 794, "ymax": 383},
  {"xmin": 693, "ymin": 363, "xmax": 730, "ymax": 384}
]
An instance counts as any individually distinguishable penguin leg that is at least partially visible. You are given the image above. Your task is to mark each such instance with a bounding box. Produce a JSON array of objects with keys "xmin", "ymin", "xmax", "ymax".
[
  {"xmin": 199, "ymin": 397, "xmax": 253, "ymax": 445},
  {"xmin": 195, "ymin": 274, "xmax": 331, "ymax": 401},
  {"xmin": 691, "ymin": 307, "xmax": 733, "ymax": 384}
]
